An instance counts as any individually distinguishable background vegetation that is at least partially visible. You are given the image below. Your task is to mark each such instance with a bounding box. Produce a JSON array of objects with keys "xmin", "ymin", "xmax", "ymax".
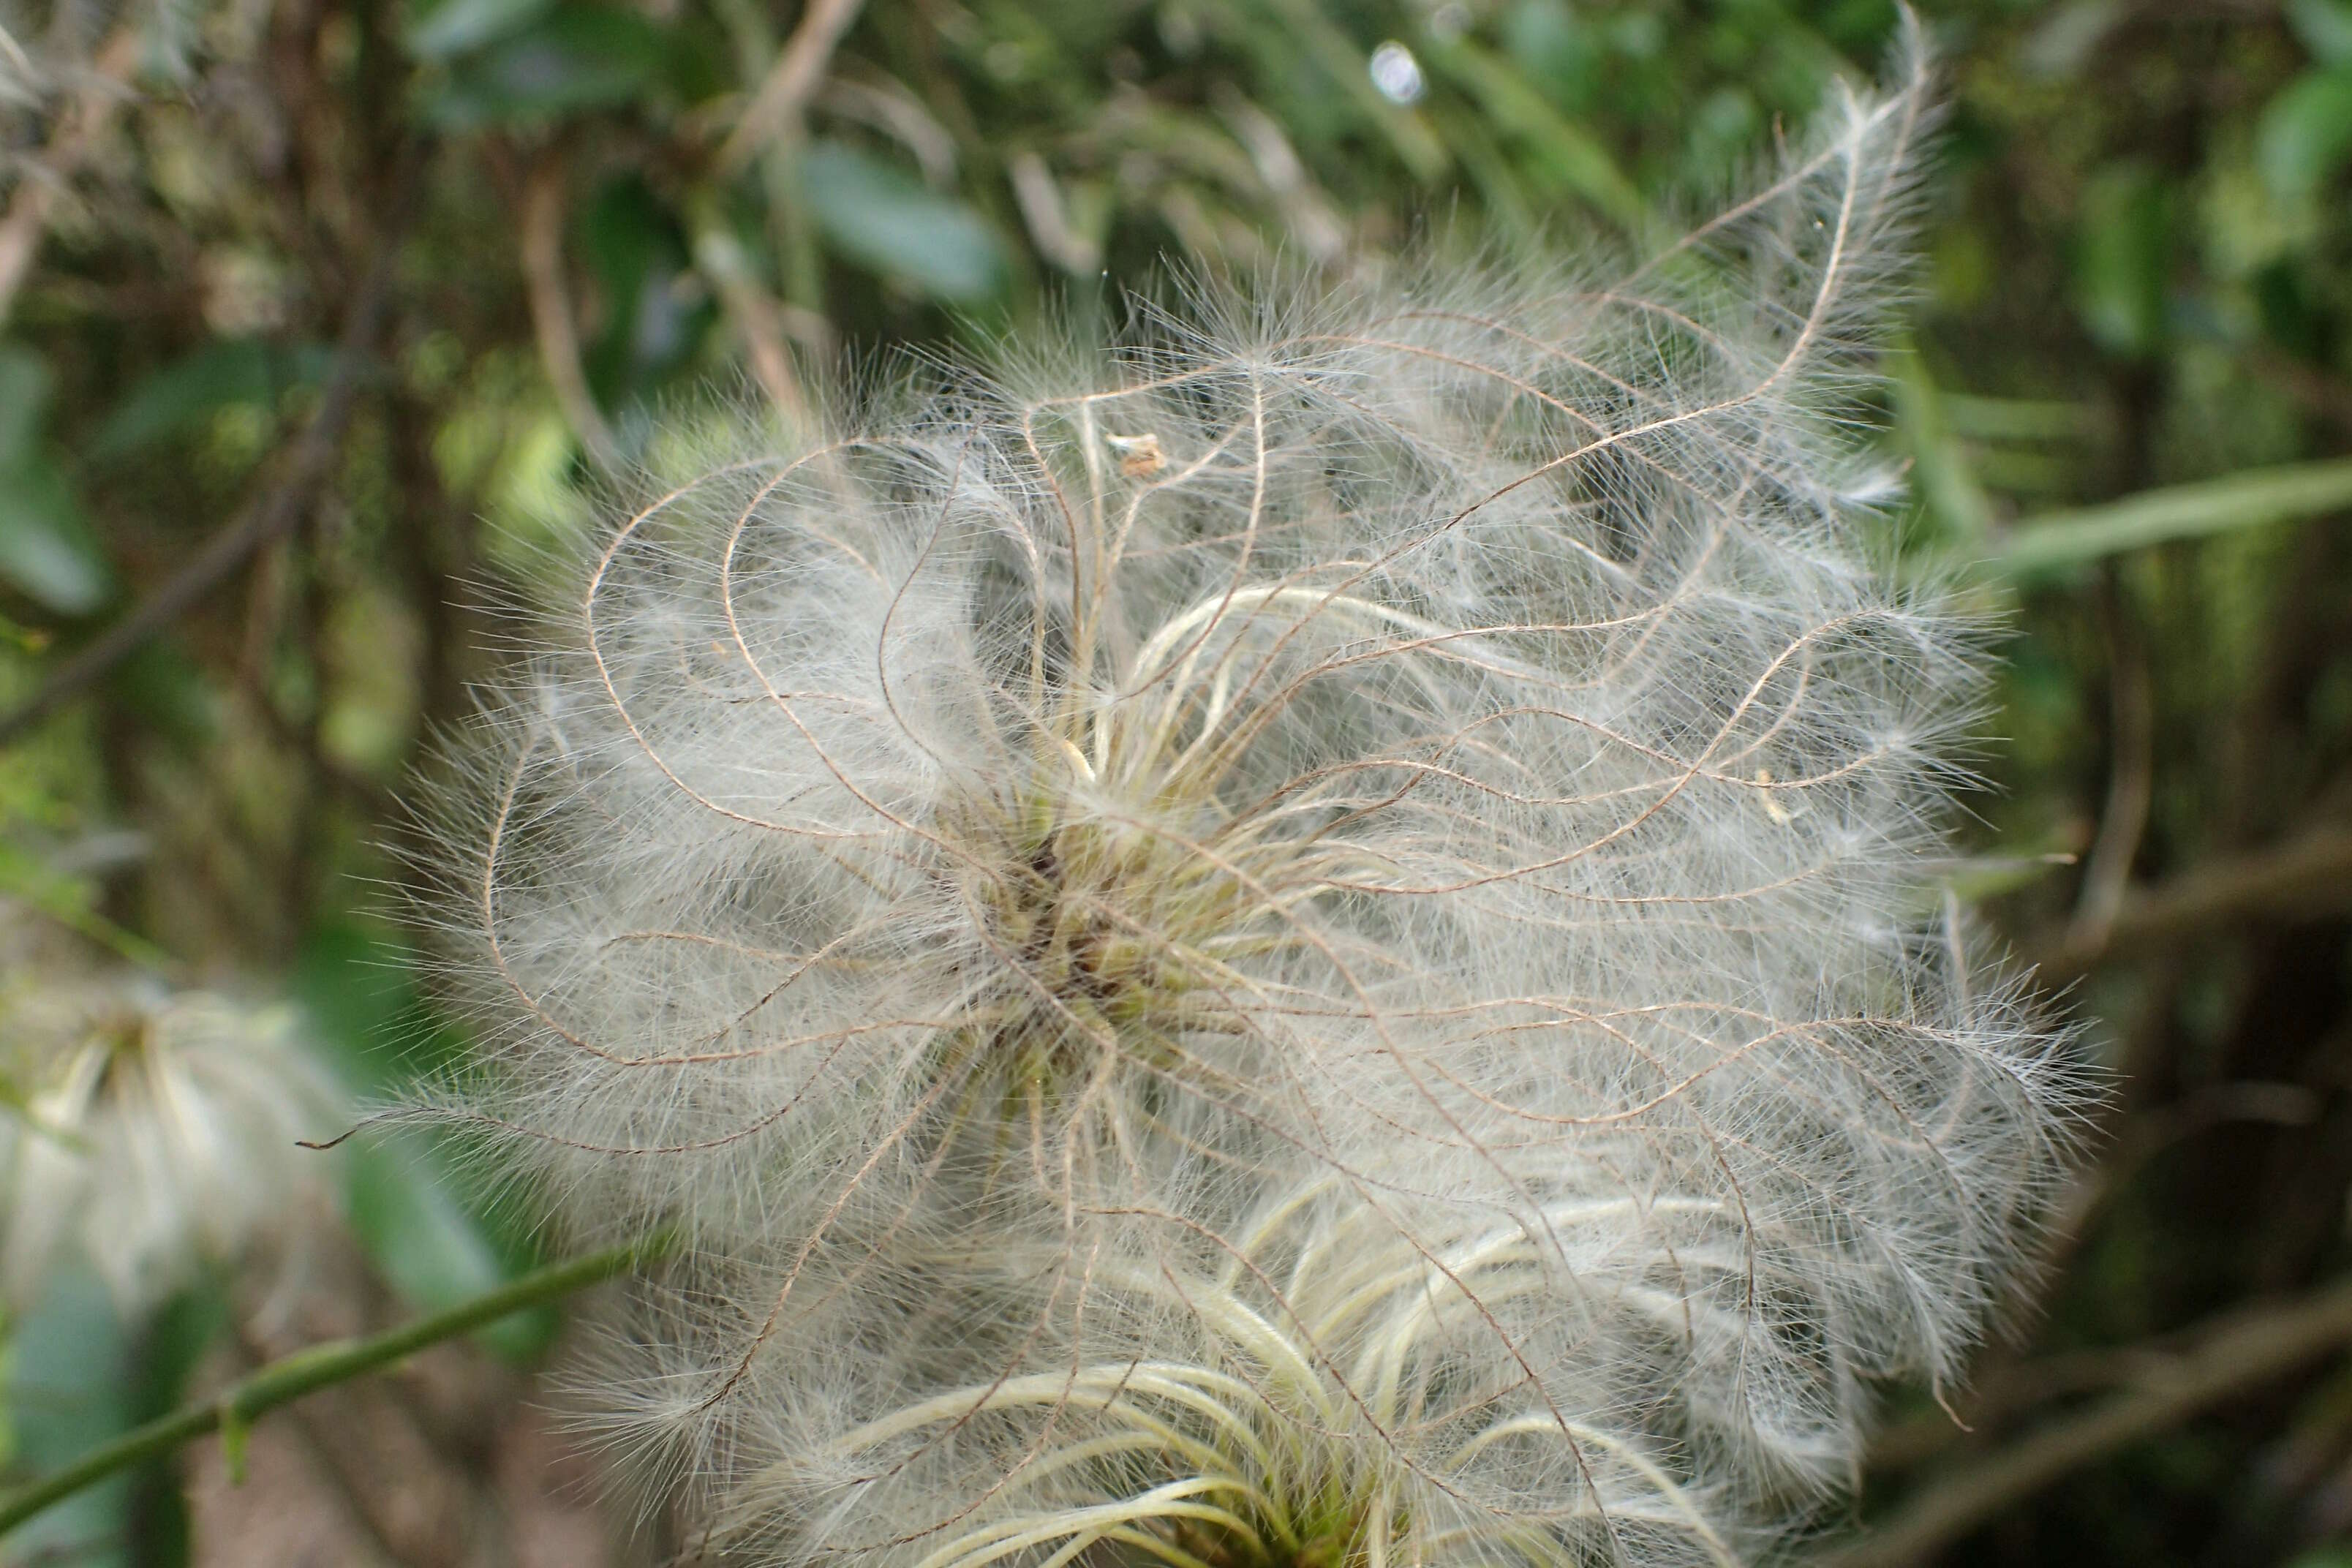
[{"xmin": 1, "ymin": 0, "xmax": 2349, "ymax": 1563}]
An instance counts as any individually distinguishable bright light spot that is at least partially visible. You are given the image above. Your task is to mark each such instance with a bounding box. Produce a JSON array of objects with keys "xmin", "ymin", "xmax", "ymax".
[{"xmin": 1369, "ymin": 41, "xmax": 1425, "ymax": 105}]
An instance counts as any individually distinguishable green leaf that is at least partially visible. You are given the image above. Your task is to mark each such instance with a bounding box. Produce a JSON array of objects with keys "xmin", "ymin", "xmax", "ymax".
[
  {"xmin": 344, "ymin": 1136, "xmax": 555, "ymax": 1364},
  {"xmin": 91, "ymin": 337, "xmax": 332, "ymax": 459},
  {"xmin": 2019, "ymin": 0, "xmax": 2125, "ymax": 81},
  {"xmin": 2288, "ymin": 0, "xmax": 2352, "ymax": 64},
  {"xmin": 424, "ymin": 5, "xmax": 669, "ymax": 129},
  {"xmin": 290, "ymin": 924, "xmax": 554, "ymax": 1362},
  {"xmin": 0, "ymin": 344, "xmax": 109, "ymax": 617},
  {"xmin": 2072, "ymin": 162, "xmax": 2170, "ymax": 358},
  {"xmin": 5, "ymin": 1268, "xmax": 135, "ymax": 1568},
  {"xmin": 1930, "ymin": 847, "xmax": 2079, "ymax": 905},
  {"xmin": 0, "ymin": 840, "xmax": 173, "ymax": 971},
  {"xmin": 796, "ymin": 141, "xmax": 1009, "ymax": 302},
  {"xmin": 0, "ymin": 344, "xmax": 54, "ymax": 464},
  {"xmin": 1425, "ymin": 37, "xmax": 1648, "ymax": 230},
  {"xmin": 1938, "ymin": 394, "xmax": 2100, "ymax": 444},
  {"xmin": 1504, "ymin": 0, "xmax": 1595, "ymax": 89},
  {"xmin": 0, "ymin": 457, "xmax": 111, "ymax": 616},
  {"xmin": 404, "ymin": 0, "xmax": 557, "ymax": 59},
  {"xmin": 2258, "ymin": 67, "xmax": 2352, "ymax": 198},
  {"xmin": 1984, "ymin": 457, "xmax": 2352, "ymax": 579},
  {"xmin": 1249, "ymin": 0, "xmax": 1449, "ymax": 181},
  {"xmin": 578, "ymin": 176, "xmax": 712, "ymax": 409},
  {"xmin": 290, "ymin": 923, "xmax": 471, "ymax": 1090},
  {"xmin": 1889, "ymin": 347, "xmax": 1995, "ymax": 551}
]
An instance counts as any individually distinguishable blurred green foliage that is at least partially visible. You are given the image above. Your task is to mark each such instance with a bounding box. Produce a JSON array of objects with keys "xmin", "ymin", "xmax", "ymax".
[{"xmin": 1, "ymin": 0, "xmax": 2350, "ymax": 1563}]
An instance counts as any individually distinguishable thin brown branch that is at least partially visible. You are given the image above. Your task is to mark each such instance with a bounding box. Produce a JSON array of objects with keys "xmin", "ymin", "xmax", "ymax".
[
  {"xmin": 0, "ymin": 28, "xmax": 140, "ymax": 328},
  {"xmin": 2032, "ymin": 825, "xmax": 2352, "ymax": 979},
  {"xmin": 1825, "ymin": 1276, "xmax": 2352, "ymax": 1566},
  {"xmin": 690, "ymin": 209, "xmax": 810, "ymax": 425},
  {"xmin": 1008, "ymin": 152, "xmax": 1101, "ymax": 276},
  {"xmin": 714, "ymin": 0, "xmax": 865, "ymax": 177},
  {"xmin": 0, "ymin": 164, "xmax": 417, "ymax": 747},
  {"xmin": 2066, "ymin": 570, "xmax": 2152, "ymax": 951},
  {"xmin": 519, "ymin": 157, "xmax": 622, "ymax": 475}
]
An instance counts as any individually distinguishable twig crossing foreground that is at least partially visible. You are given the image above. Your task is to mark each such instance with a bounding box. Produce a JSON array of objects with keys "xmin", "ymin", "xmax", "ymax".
[{"xmin": 0, "ymin": 1236, "xmax": 669, "ymax": 1539}]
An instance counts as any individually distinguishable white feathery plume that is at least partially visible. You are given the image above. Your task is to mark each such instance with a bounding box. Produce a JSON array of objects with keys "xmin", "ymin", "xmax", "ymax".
[
  {"xmin": 415, "ymin": 27, "xmax": 2082, "ymax": 1562},
  {"xmin": 0, "ymin": 970, "xmax": 344, "ymax": 1313}
]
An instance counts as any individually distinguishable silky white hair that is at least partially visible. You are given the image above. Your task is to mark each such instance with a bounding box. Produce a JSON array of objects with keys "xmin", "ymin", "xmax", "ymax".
[{"xmin": 415, "ymin": 29, "xmax": 2081, "ymax": 1564}]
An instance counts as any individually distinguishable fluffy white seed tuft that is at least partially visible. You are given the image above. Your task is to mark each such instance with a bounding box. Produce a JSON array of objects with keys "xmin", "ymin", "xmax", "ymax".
[
  {"xmin": 418, "ymin": 33, "xmax": 2083, "ymax": 1564},
  {"xmin": 0, "ymin": 959, "xmax": 343, "ymax": 1313}
]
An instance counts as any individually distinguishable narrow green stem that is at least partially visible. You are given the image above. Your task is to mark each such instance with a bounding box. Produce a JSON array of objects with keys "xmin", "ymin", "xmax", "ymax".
[{"xmin": 0, "ymin": 1234, "xmax": 671, "ymax": 1539}]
